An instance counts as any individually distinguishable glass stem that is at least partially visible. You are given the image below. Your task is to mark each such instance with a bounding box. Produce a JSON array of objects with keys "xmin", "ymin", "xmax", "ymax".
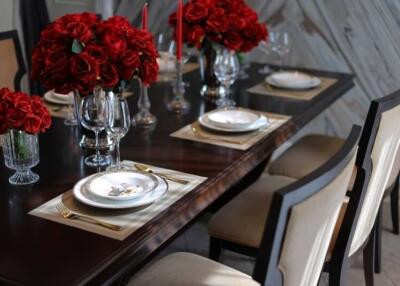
[
  {"xmin": 115, "ymin": 138, "xmax": 121, "ymax": 166},
  {"xmin": 138, "ymin": 81, "xmax": 150, "ymax": 115},
  {"xmin": 95, "ymin": 131, "xmax": 100, "ymax": 162}
]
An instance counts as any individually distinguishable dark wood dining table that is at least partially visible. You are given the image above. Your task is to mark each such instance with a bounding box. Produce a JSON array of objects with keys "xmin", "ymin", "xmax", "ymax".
[{"xmin": 0, "ymin": 64, "xmax": 354, "ymax": 286}]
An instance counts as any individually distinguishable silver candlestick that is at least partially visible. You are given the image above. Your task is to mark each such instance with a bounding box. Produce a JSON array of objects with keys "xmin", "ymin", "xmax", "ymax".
[
  {"xmin": 132, "ymin": 79, "xmax": 157, "ymax": 127},
  {"xmin": 167, "ymin": 60, "xmax": 190, "ymax": 114}
]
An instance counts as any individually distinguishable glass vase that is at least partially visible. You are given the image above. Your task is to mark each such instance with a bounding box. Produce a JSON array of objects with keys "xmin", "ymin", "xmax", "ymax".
[
  {"xmin": 2, "ymin": 129, "xmax": 40, "ymax": 185},
  {"xmin": 199, "ymin": 40, "xmax": 227, "ymax": 101}
]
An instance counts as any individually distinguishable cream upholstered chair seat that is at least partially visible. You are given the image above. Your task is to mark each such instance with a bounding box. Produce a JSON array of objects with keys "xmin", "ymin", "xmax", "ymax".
[
  {"xmin": 129, "ymin": 252, "xmax": 260, "ymax": 286},
  {"xmin": 268, "ymin": 135, "xmax": 345, "ymax": 179},
  {"xmin": 268, "ymin": 135, "xmax": 359, "ymax": 190},
  {"xmin": 208, "ymin": 172, "xmax": 346, "ymax": 260},
  {"xmin": 208, "ymin": 174, "xmax": 295, "ymax": 248}
]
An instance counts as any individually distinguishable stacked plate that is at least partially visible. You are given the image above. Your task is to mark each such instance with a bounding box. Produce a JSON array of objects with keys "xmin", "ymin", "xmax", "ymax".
[
  {"xmin": 73, "ymin": 170, "xmax": 168, "ymax": 209},
  {"xmin": 198, "ymin": 108, "xmax": 268, "ymax": 133},
  {"xmin": 266, "ymin": 71, "xmax": 321, "ymax": 90},
  {"xmin": 44, "ymin": 90, "xmax": 74, "ymax": 105}
]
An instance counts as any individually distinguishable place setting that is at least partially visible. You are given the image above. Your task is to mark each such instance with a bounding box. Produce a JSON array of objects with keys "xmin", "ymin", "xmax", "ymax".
[
  {"xmin": 248, "ymin": 70, "xmax": 338, "ymax": 100},
  {"xmin": 30, "ymin": 161, "xmax": 206, "ymax": 240},
  {"xmin": 171, "ymin": 107, "xmax": 291, "ymax": 150}
]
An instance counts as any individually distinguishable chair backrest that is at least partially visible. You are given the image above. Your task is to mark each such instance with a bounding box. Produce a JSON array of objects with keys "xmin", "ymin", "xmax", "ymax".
[
  {"xmin": 336, "ymin": 90, "xmax": 400, "ymax": 258},
  {"xmin": 0, "ymin": 30, "xmax": 25, "ymax": 91},
  {"xmin": 253, "ymin": 126, "xmax": 361, "ymax": 286}
]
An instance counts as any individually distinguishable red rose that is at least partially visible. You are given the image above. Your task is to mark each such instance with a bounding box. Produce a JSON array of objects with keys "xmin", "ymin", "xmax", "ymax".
[
  {"xmin": 70, "ymin": 52, "xmax": 99, "ymax": 88},
  {"xmin": 43, "ymin": 44, "xmax": 69, "ymax": 74},
  {"xmin": 241, "ymin": 22, "xmax": 267, "ymax": 52},
  {"xmin": 85, "ymin": 44, "xmax": 108, "ymax": 65},
  {"xmin": 103, "ymin": 16, "xmax": 131, "ymax": 28},
  {"xmin": 139, "ymin": 59, "xmax": 159, "ymax": 85},
  {"xmin": 241, "ymin": 7, "xmax": 258, "ymax": 24},
  {"xmin": 23, "ymin": 113, "xmax": 42, "ymax": 134},
  {"xmin": 103, "ymin": 33, "xmax": 126, "ymax": 59},
  {"xmin": 228, "ymin": 15, "xmax": 246, "ymax": 31},
  {"xmin": 119, "ymin": 50, "xmax": 140, "ymax": 80},
  {"xmin": 186, "ymin": 26, "xmax": 205, "ymax": 48},
  {"xmin": 206, "ymin": 8, "xmax": 228, "ymax": 33},
  {"xmin": 14, "ymin": 95, "xmax": 32, "ymax": 113},
  {"xmin": 0, "ymin": 113, "xmax": 6, "ymax": 134},
  {"xmin": 65, "ymin": 21, "xmax": 93, "ymax": 43},
  {"xmin": 6, "ymin": 109, "xmax": 24, "ymax": 129},
  {"xmin": 100, "ymin": 63, "xmax": 119, "ymax": 88},
  {"xmin": 223, "ymin": 32, "xmax": 243, "ymax": 51},
  {"xmin": 185, "ymin": 2, "xmax": 209, "ymax": 22}
]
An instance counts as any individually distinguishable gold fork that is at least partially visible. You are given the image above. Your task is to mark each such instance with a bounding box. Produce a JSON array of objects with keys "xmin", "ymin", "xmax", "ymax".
[{"xmin": 56, "ymin": 203, "xmax": 122, "ymax": 231}]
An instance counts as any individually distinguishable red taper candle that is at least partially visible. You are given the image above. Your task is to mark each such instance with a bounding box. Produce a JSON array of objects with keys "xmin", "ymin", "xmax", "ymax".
[
  {"xmin": 142, "ymin": 3, "xmax": 148, "ymax": 31},
  {"xmin": 176, "ymin": 0, "xmax": 183, "ymax": 62}
]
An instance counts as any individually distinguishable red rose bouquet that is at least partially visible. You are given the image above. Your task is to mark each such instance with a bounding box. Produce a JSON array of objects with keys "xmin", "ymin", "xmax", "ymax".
[
  {"xmin": 169, "ymin": 0, "xmax": 267, "ymax": 52},
  {"xmin": 0, "ymin": 88, "xmax": 51, "ymax": 135},
  {"xmin": 31, "ymin": 13, "xmax": 159, "ymax": 96}
]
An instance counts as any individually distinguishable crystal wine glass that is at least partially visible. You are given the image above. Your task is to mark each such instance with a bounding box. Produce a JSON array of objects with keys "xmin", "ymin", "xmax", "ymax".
[
  {"xmin": 258, "ymin": 31, "xmax": 292, "ymax": 74},
  {"xmin": 214, "ymin": 48, "xmax": 240, "ymax": 108},
  {"xmin": 79, "ymin": 91, "xmax": 110, "ymax": 167},
  {"xmin": 105, "ymin": 96, "xmax": 131, "ymax": 171}
]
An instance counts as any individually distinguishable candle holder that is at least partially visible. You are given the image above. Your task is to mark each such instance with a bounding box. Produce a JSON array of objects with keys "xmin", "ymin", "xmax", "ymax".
[
  {"xmin": 132, "ymin": 80, "xmax": 157, "ymax": 128},
  {"xmin": 167, "ymin": 61, "xmax": 190, "ymax": 114}
]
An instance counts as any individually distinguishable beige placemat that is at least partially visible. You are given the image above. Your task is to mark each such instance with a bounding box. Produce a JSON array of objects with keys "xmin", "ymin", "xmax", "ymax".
[
  {"xmin": 44, "ymin": 91, "xmax": 134, "ymax": 119},
  {"xmin": 247, "ymin": 77, "xmax": 337, "ymax": 100},
  {"xmin": 157, "ymin": 63, "xmax": 199, "ymax": 82},
  {"xmin": 29, "ymin": 161, "xmax": 207, "ymax": 240},
  {"xmin": 170, "ymin": 111, "xmax": 291, "ymax": 151}
]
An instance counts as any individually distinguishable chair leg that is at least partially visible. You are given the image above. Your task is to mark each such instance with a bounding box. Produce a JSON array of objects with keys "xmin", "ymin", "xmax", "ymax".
[
  {"xmin": 209, "ymin": 237, "xmax": 222, "ymax": 262},
  {"xmin": 391, "ymin": 177, "xmax": 399, "ymax": 235},
  {"xmin": 374, "ymin": 204, "xmax": 382, "ymax": 274},
  {"xmin": 363, "ymin": 229, "xmax": 375, "ymax": 286}
]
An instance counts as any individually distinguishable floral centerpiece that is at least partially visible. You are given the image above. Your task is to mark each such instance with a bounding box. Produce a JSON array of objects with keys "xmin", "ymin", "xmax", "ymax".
[
  {"xmin": 169, "ymin": 0, "xmax": 267, "ymax": 98},
  {"xmin": 31, "ymin": 13, "xmax": 159, "ymax": 96},
  {"xmin": 0, "ymin": 88, "xmax": 51, "ymax": 185}
]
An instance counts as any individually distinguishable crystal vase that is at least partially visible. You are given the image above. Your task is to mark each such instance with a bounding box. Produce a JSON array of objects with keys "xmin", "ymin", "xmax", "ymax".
[
  {"xmin": 2, "ymin": 129, "xmax": 40, "ymax": 185},
  {"xmin": 199, "ymin": 40, "xmax": 227, "ymax": 101}
]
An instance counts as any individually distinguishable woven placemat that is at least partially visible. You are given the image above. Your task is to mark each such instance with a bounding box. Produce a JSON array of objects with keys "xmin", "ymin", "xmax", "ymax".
[
  {"xmin": 247, "ymin": 77, "xmax": 337, "ymax": 100},
  {"xmin": 29, "ymin": 161, "xmax": 207, "ymax": 240}
]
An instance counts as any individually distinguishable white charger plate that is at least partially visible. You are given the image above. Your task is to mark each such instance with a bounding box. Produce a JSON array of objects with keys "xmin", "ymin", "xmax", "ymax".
[
  {"xmin": 44, "ymin": 90, "xmax": 74, "ymax": 105},
  {"xmin": 206, "ymin": 109, "xmax": 261, "ymax": 130},
  {"xmin": 73, "ymin": 174, "xmax": 168, "ymax": 209},
  {"xmin": 266, "ymin": 71, "xmax": 321, "ymax": 90},
  {"xmin": 84, "ymin": 170, "xmax": 159, "ymax": 201},
  {"xmin": 199, "ymin": 112, "xmax": 269, "ymax": 133}
]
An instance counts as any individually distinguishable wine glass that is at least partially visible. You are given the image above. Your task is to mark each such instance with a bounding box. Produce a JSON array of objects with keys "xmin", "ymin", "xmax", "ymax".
[
  {"xmin": 214, "ymin": 48, "xmax": 240, "ymax": 108},
  {"xmin": 105, "ymin": 96, "xmax": 131, "ymax": 171},
  {"xmin": 79, "ymin": 91, "xmax": 110, "ymax": 167},
  {"xmin": 258, "ymin": 31, "xmax": 292, "ymax": 74}
]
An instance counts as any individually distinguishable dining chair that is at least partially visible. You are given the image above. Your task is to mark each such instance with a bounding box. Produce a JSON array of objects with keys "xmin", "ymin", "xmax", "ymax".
[
  {"xmin": 128, "ymin": 126, "xmax": 360, "ymax": 286},
  {"xmin": 208, "ymin": 90, "xmax": 400, "ymax": 286},
  {"xmin": 267, "ymin": 98, "xmax": 400, "ymax": 274},
  {"xmin": 0, "ymin": 30, "xmax": 25, "ymax": 91}
]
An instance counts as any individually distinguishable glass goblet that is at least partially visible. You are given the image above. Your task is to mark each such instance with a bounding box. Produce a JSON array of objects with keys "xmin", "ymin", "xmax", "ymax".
[
  {"xmin": 214, "ymin": 48, "xmax": 240, "ymax": 108},
  {"xmin": 105, "ymin": 96, "xmax": 131, "ymax": 171},
  {"xmin": 79, "ymin": 93, "xmax": 110, "ymax": 167}
]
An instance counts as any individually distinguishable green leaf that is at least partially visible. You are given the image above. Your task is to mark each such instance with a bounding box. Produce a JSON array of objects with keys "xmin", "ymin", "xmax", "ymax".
[{"xmin": 71, "ymin": 39, "xmax": 84, "ymax": 54}]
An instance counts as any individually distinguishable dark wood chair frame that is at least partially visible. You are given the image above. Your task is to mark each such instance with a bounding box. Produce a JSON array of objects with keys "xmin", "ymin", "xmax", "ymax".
[
  {"xmin": 0, "ymin": 30, "xmax": 26, "ymax": 91},
  {"xmin": 210, "ymin": 90, "xmax": 400, "ymax": 286},
  {"xmin": 251, "ymin": 125, "xmax": 360, "ymax": 285}
]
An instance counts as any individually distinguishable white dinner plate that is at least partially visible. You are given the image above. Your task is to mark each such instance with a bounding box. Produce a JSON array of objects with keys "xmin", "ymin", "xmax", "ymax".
[
  {"xmin": 206, "ymin": 109, "xmax": 261, "ymax": 130},
  {"xmin": 266, "ymin": 71, "xmax": 321, "ymax": 90},
  {"xmin": 73, "ymin": 174, "xmax": 168, "ymax": 209},
  {"xmin": 198, "ymin": 112, "xmax": 269, "ymax": 133},
  {"xmin": 44, "ymin": 90, "xmax": 74, "ymax": 105},
  {"xmin": 84, "ymin": 170, "xmax": 159, "ymax": 201}
]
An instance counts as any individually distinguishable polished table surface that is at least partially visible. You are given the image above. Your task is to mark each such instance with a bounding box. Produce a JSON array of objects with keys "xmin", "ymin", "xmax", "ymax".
[{"xmin": 0, "ymin": 64, "xmax": 354, "ymax": 286}]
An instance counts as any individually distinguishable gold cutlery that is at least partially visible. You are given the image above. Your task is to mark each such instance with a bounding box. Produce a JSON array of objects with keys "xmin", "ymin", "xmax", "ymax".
[
  {"xmin": 56, "ymin": 203, "xmax": 122, "ymax": 231},
  {"xmin": 134, "ymin": 163, "xmax": 189, "ymax": 185},
  {"xmin": 190, "ymin": 123, "xmax": 247, "ymax": 145}
]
